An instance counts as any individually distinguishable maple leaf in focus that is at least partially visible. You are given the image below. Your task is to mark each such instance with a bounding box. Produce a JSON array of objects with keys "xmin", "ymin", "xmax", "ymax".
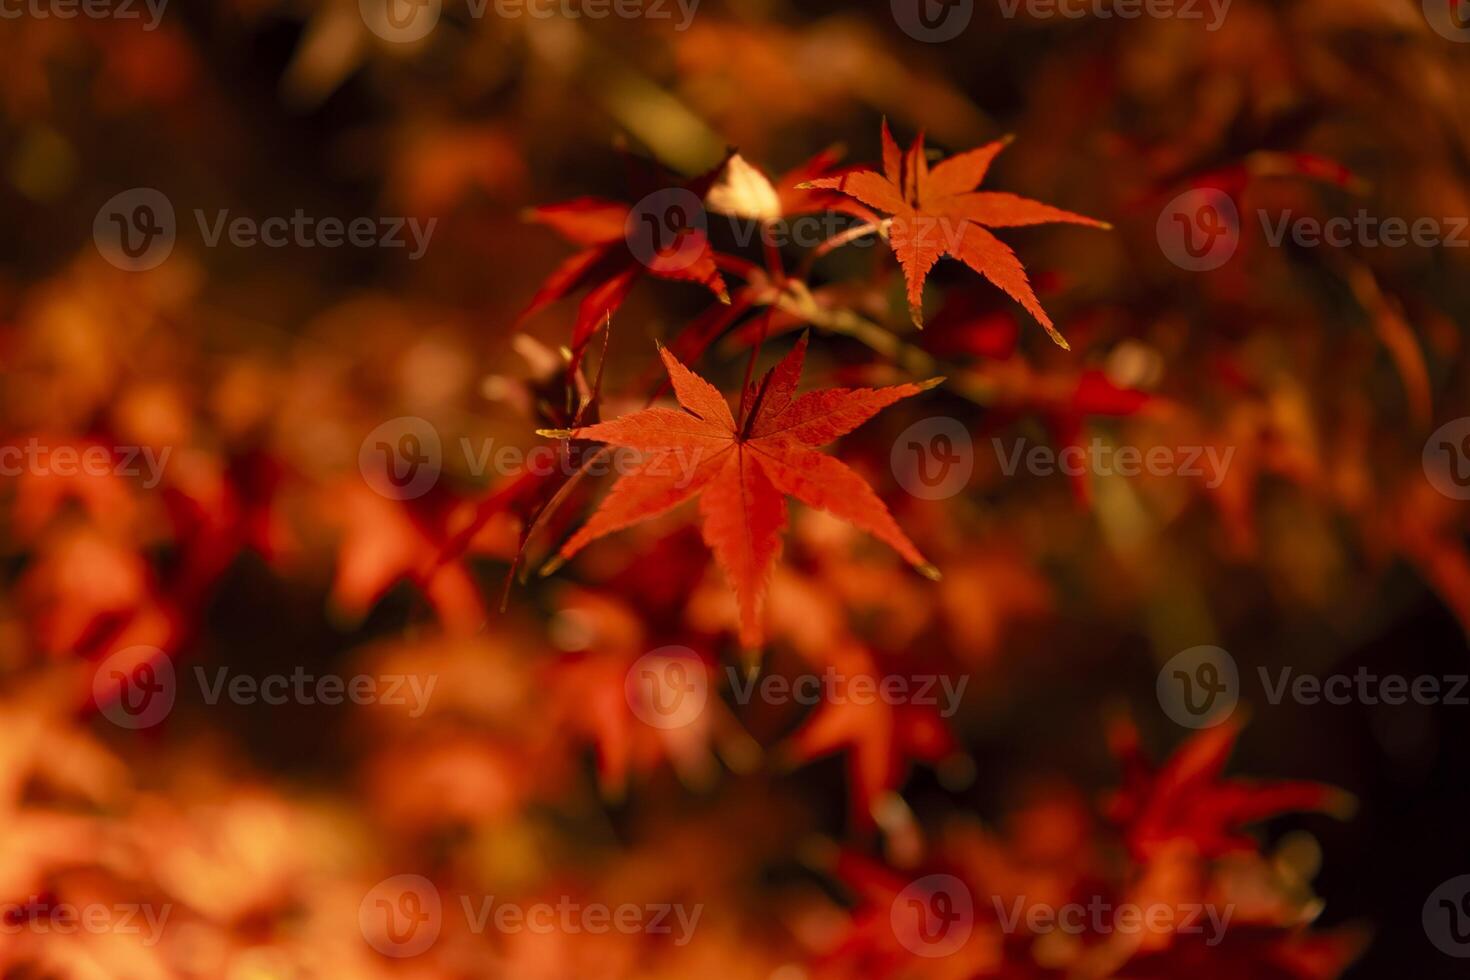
[
  {"xmin": 545, "ymin": 335, "xmax": 939, "ymax": 647},
  {"xmin": 802, "ymin": 121, "xmax": 1109, "ymax": 347}
]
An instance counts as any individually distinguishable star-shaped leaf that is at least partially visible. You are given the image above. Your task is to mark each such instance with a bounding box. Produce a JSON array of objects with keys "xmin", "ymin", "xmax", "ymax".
[
  {"xmin": 545, "ymin": 336, "xmax": 939, "ymax": 646},
  {"xmin": 802, "ymin": 121, "xmax": 1109, "ymax": 349}
]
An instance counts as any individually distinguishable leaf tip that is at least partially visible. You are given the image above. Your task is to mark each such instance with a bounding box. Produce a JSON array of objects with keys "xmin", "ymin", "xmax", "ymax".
[
  {"xmin": 917, "ymin": 562, "xmax": 942, "ymax": 582},
  {"xmin": 536, "ymin": 428, "xmax": 574, "ymax": 439},
  {"xmin": 916, "ymin": 376, "xmax": 946, "ymax": 392}
]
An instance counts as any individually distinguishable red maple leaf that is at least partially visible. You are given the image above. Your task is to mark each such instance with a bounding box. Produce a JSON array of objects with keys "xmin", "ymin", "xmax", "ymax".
[
  {"xmin": 802, "ymin": 121, "xmax": 1109, "ymax": 348},
  {"xmin": 781, "ymin": 646, "xmax": 959, "ymax": 827},
  {"xmin": 520, "ymin": 176, "xmax": 731, "ymax": 369},
  {"xmin": 1106, "ymin": 716, "xmax": 1354, "ymax": 860},
  {"xmin": 544, "ymin": 335, "xmax": 939, "ymax": 647}
]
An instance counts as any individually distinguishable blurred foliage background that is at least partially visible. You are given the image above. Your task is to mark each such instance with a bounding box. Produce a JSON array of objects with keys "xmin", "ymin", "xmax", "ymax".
[{"xmin": 1, "ymin": 0, "xmax": 1469, "ymax": 976}]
